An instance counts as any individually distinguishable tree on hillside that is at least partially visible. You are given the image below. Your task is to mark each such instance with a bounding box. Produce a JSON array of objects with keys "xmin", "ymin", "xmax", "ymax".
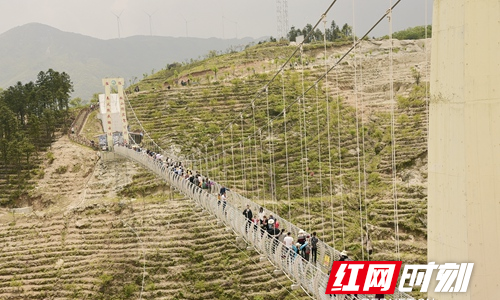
[
  {"xmin": 325, "ymin": 20, "xmax": 341, "ymax": 41},
  {"xmin": 287, "ymin": 26, "xmax": 300, "ymax": 42},
  {"xmin": 312, "ymin": 28, "xmax": 324, "ymax": 42},
  {"xmin": 0, "ymin": 68, "xmax": 73, "ymax": 150},
  {"xmin": 90, "ymin": 93, "xmax": 100, "ymax": 106},
  {"xmin": 302, "ymin": 24, "xmax": 314, "ymax": 42},
  {"xmin": 70, "ymin": 97, "xmax": 83, "ymax": 108},
  {"xmin": 383, "ymin": 25, "xmax": 432, "ymax": 40},
  {"xmin": 0, "ymin": 69, "xmax": 74, "ymax": 205},
  {"xmin": 288, "ymin": 20, "xmax": 351, "ymax": 43},
  {"xmin": 211, "ymin": 66, "xmax": 219, "ymax": 81},
  {"xmin": 1, "ymin": 82, "xmax": 38, "ymax": 126},
  {"xmin": 341, "ymin": 23, "xmax": 352, "ymax": 39},
  {"xmin": 35, "ymin": 69, "xmax": 73, "ymax": 113},
  {"xmin": 206, "ymin": 50, "xmax": 218, "ymax": 59},
  {"xmin": 0, "ymin": 100, "xmax": 18, "ymax": 165}
]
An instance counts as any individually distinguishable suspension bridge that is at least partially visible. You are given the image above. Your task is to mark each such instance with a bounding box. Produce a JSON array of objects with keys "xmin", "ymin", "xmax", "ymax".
[{"xmin": 71, "ymin": 0, "xmax": 499, "ymax": 299}]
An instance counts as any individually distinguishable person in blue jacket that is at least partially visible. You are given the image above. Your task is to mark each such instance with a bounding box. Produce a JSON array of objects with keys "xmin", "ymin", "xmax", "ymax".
[
  {"xmin": 290, "ymin": 243, "xmax": 299, "ymax": 260},
  {"xmin": 298, "ymin": 241, "xmax": 309, "ymax": 260}
]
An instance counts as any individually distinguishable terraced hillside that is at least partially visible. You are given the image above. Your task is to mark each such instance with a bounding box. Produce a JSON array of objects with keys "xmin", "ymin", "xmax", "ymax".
[
  {"xmin": 0, "ymin": 135, "xmax": 308, "ymax": 300},
  {"xmin": 0, "ymin": 38, "xmax": 430, "ymax": 299},
  {"xmin": 0, "ymin": 197, "xmax": 307, "ymax": 299},
  {"xmin": 125, "ymin": 39, "xmax": 430, "ymax": 263}
]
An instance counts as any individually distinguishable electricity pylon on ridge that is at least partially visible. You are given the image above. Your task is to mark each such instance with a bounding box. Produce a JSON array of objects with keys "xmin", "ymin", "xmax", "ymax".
[{"xmin": 276, "ymin": 0, "xmax": 288, "ymax": 40}]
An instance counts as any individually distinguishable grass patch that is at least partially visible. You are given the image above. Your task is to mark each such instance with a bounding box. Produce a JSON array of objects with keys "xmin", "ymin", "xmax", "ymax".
[{"xmin": 54, "ymin": 165, "xmax": 68, "ymax": 174}]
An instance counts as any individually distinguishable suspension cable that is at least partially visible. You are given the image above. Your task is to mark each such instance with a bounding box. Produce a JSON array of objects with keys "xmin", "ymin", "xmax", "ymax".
[
  {"xmin": 300, "ymin": 43, "xmax": 312, "ymax": 233},
  {"xmin": 124, "ymin": 91, "xmax": 171, "ymax": 158},
  {"xmin": 204, "ymin": 0, "xmax": 342, "ymax": 147},
  {"xmin": 240, "ymin": 114, "xmax": 248, "ymax": 197},
  {"xmin": 264, "ymin": 88, "xmax": 273, "ymax": 208},
  {"xmin": 128, "ymin": 0, "xmax": 403, "ymax": 259},
  {"xmin": 270, "ymin": 119, "xmax": 277, "ymax": 213},
  {"xmin": 335, "ymin": 68, "xmax": 346, "ymax": 251},
  {"xmin": 359, "ymin": 35, "xmax": 370, "ymax": 261},
  {"xmin": 195, "ymin": 1, "xmax": 404, "ymax": 184},
  {"xmin": 252, "ymin": 102, "xmax": 261, "ymax": 202},
  {"xmin": 315, "ymin": 83, "xmax": 326, "ymax": 237},
  {"xmin": 352, "ymin": 0, "xmax": 365, "ymax": 261},
  {"xmin": 323, "ymin": 16, "xmax": 336, "ymax": 247},
  {"xmin": 230, "ymin": 124, "xmax": 237, "ymax": 189},
  {"xmin": 247, "ymin": 135, "xmax": 255, "ymax": 200},
  {"xmin": 212, "ymin": 140, "xmax": 217, "ymax": 182},
  {"xmin": 212, "ymin": 219, "xmax": 305, "ymax": 300},
  {"xmin": 282, "ymin": 71, "xmax": 292, "ymax": 222},
  {"xmin": 197, "ymin": 156, "xmax": 202, "ymax": 178},
  {"xmin": 388, "ymin": 1, "xmax": 401, "ymax": 260},
  {"xmin": 258, "ymin": 128, "xmax": 266, "ymax": 207},
  {"xmin": 297, "ymin": 93, "xmax": 307, "ymax": 230},
  {"xmin": 205, "ymin": 145, "xmax": 209, "ymax": 182},
  {"xmin": 204, "ymin": 0, "xmax": 405, "ymax": 173},
  {"xmin": 221, "ymin": 131, "xmax": 227, "ymax": 185}
]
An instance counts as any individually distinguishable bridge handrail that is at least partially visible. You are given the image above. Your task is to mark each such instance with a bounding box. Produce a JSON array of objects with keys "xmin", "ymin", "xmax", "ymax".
[
  {"xmin": 114, "ymin": 145, "xmax": 413, "ymax": 300},
  {"xmin": 68, "ymin": 106, "xmax": 99, "ymax": 150}
]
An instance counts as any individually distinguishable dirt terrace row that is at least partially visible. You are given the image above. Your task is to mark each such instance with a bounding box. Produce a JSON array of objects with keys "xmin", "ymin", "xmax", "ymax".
[{"xmin": 0, "ymin": 198, "xmax": 307, "ymax": 299}]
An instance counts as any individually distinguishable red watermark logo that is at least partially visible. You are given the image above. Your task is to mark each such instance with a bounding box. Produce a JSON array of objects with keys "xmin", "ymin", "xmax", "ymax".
[
  {"xmin": 326, "ymin": 261, "xmax": 474, "ymax": 294},
  {"xmin": 326, "ymin": 261, "xmax": 402, "ymax": 294}
]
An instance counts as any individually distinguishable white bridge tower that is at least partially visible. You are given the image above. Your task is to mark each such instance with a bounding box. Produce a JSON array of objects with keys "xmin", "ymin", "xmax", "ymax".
[{"xmin": 429, "ymin": 0, "xmax": 500, "ymax": 298}]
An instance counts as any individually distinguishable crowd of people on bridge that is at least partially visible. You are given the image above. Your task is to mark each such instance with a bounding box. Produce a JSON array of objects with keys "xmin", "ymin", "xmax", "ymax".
[
  {"xmin": 130, "ymin": 145, "xmax": 219, "ymax": 193},
  {"xmin": 115, "ymin": 143, "xmax": 397, "ymax": 299},
  {"xmin": 122, "ymin": 143, "xmax": 357, "ymax": 269},
  {"xmin": 125, "ymin": 143, "xmax": 330, "ymax": 260},
  {"xmin": 242, "ymin": 203, "xmax": 322, "ymax": 263},
  {"xmin": 126, "ymin": 144, "xmax": 353, "ymax": 256}
]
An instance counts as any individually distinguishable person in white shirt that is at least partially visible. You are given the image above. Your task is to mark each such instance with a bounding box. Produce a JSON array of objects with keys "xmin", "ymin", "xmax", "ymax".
[
  {"xmin": 258, "ymin": 207, "xmax": 265, "ymax": 224},
  {"xmin": 283, "ymin": 232, "xmax": 293, "ymax": 248}
]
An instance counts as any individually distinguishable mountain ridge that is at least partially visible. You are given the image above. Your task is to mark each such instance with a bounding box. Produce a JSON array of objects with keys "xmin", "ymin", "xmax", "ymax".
[{"xmin": 0, "ymin": 23, "xmax": 264, "ymax": 100}]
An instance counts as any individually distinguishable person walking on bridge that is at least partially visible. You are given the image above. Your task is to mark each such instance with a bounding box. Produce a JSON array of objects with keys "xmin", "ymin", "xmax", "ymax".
[
  {"xmin": 221, "ymin": 192, "xmax": 227, "ymax": 215},
  {"xmin": 220, "ymin": 186, "xmax": 226, "ymax": 196},
  {"xmin": 243, "ymin": 204, "xmax": 253, "ymax": 233},
  {"xmin": 311, "ymin": 232, "xmax": 319, "ymax": 264},
  {"xmin": 283, "ymin": 232, "xmax": 293, "ymax": 249},
  {"xmin": 267, "ymin": 219, "xmax": 280, "ymax": 254}
]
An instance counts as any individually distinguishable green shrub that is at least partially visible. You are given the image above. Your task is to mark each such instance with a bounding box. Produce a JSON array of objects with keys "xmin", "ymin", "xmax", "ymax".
[
  {"xmin": 98, "ymin": 273, "xmax": 113, "ymax": 292},
  {"xmin": 123, "ymin": 283, "xmax": 138, "ymax": 298},
  {"xmin": 46, "ymin": 152, "xmax": 55, "ymax": 164},
  {"xmin": 71, "ymin": 164, "xmax": 81, "ymax": 173},
  {"xmin": 385, "ymin": 25, "xmax": 433, "ymax": 40},
  {"xmin": 55, "ymin": 165, "xmax": 68, "ymax": 174}
]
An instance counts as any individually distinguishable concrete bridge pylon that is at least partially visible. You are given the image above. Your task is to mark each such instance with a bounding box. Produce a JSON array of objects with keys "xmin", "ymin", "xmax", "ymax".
[{"xmin": 429, "ymin": 0, "xmax": 500, "ymax": 298}]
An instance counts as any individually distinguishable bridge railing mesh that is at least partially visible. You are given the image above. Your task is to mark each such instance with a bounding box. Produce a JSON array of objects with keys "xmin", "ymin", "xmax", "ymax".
[{"xmin": 115, "ymin": 145, "xmax": 413, "ymax": 300}]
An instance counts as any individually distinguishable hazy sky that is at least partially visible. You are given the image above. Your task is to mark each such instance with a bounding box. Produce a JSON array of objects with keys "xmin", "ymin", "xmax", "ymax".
[{"xmin": 0, "ymin": 0, "xmax": 433, "ymax": 40}]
